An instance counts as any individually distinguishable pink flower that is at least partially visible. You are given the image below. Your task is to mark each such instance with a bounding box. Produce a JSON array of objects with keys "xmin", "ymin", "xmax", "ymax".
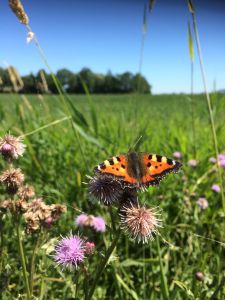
[
  {"xmin": 85, "ymin": 241, "xmax": 95, "ymax": 255},
  {"xmin": 197, "ymin": 197, "xmax": 208, "ymax": 210},
  {"xmin": 54, "ymin": 234, "xmax": 86, "ymax": 270},
  {"xmin": 173, "ymin": 151, "xmax": 182, "ymax": 159},
  {"xmin": 218, "ymin": 154, "xmax": 225, "ymax": 161},
  {"xmin": 0, "ymin": 135, "xmax": 26, "ymax": 161},
  {"xmin": 188, "ymin": 159, "xmax": 198, "ymax": 167},
  {"xmin": 75, "ymin": 214, "xmax": 106, "ymax": 232},
  {"xmin": 211, "ymin": 184, "xmax": 220, "ymax": 193},
  {"xmin": 219, "ymin": 159, "xmax": 225, "ymax": 168},
  {"xmin": 92, "ymin": 217, "xmax": 106, "ymax": 232},
  {"xmin": 75, "ymin": 214, "xmax": 89, "ymax": 226},
  {"xmin": 209, "ymin": 157, "xmax": 217, "ymax": 164}
]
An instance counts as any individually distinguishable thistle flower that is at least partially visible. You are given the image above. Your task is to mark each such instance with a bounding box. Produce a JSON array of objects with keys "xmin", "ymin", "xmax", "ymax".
[
  {"xmin": 211, "ymin": 184, "xmax": 220, "ymax": 193},
  {"xmin": 88, "ymin": 174, "xmax": 123, "ymax": 205},
  {"xmin": 92, "ymin": 216, "xmax": 106, "ymax": 232},
  {"xmin": 85, "ymin": 241, "xmax": 95, "ymax": 255},
  {"xmin": 75, "ymin": 214, "xmax": 106, "ymax": 233},
  {"xmin": 18, "ymin": 185, "xmax": 35, "ymax": 200},
  {"xmin": 173, "ymin": 151, "xmax": 182, "ymax": 159},
  {"xmin": 9, "ymin": 0, "xmax": 29, "ymax": 25},
  {"xmin": 54, "ymin": 234, "xmax": 86, "ymax": 270},
  {"xmin": 188, "ymin": 159, "xmax": 198, "ymax": 167},
  {"xmin": 120, "ymin": 203, "xmax": 161, "ymax": 243},
  {"xmin": 24, "ymin": 211, "xmax": 40, "ymax": 233},
  {"xmin": 0, "ymin": 134, "xmax": 26, "ymax": 161},
  {"xmin": 15, "ymin": 198, "xmax": 28, "ymax": 213},
  {"xmin": 197, "ymin": 197, "xmax": 208, "ymax": 210},
  {"xmin": 0, "ymin": 168, "xmax": 24, "ymax": 194}
]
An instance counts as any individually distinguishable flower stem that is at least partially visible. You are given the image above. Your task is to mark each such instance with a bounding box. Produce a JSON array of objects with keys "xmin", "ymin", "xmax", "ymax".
[
  {"xmin": 190, "ymin": 9, "xmax": 225, "ymax": 215},
  {"xmin": 88, "ymin": 230, "xmax": 121, "ymax": 299},
  {"xmin": 30, "ymin": 230, "xmax": 42, "ymax": 295},
  {"xmin": 156, "ymin": 236, "xmax": 169, "ymax": 300},
  {"xmin": 16, "ymin": 220, "xmax": 31, "ymax": 300}
]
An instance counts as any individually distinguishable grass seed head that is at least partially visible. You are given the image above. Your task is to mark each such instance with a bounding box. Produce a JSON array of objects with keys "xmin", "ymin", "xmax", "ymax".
[{"xmin": 9, "ymin": 0, "xmax": 29, "ymax": 25}]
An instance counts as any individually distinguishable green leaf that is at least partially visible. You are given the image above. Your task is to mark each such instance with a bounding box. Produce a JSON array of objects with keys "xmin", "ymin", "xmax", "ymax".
[
  {"xmin": 173, "ymin": 280, "xmax": 195, "ymax": 299},
  {"xmin": 188, "ymin": 22, "xmax": 194, "ymax": 62},
  {"xmin": 116, "ymin": 274, "xmax": 139, "ymax": 300}
]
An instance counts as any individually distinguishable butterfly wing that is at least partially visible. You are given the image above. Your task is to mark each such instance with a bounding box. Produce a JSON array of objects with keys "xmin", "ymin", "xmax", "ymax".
[
  {"xmin": 141, "ymin": 153, "xmax": 182, "ymax": 187},
  {"xmin": 94, "ymin": 154, "xmax": 138, "ymax": 185}
]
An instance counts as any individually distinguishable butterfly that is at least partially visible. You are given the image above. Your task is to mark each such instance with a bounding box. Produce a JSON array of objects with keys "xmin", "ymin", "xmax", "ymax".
[{"xmin": 93, "ymin": 150, "xmax": 182, "ymax": 189}]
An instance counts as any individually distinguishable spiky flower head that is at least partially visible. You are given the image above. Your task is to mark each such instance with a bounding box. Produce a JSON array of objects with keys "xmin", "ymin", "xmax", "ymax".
[
  {"xmin": 0, "ymin": 168, "xmax": 24, "ymax": 194},
  {"xmin": 9, "ymin": 0, "xmax": 29, "ymax": 25},
  {"xmin": 0, "ymin": 134, "xmax": 25, "ymax": 161},
  {"xmin": 88, "ymin": 174, "xmax": 123, "ymax": 205},
  {"xmin": 18, "ymin": 185, "xmax": 35, "ymax": 200},
  {"xmin": 120, "ymin": 203, "xmax": 161, "ymax": 243},
  {"xmin": 54, "ymin": 234, "xmax": 86, "ymax": 270}
]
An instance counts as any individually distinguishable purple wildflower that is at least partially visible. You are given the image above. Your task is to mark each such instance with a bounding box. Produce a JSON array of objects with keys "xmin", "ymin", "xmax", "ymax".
[
  {"xmin": 218, "ymin": 154, "xmax": 225, "ymax": 161},
  {"xmin": 54, "ymin": 234, "xmax": 86, "ymax": 269},
  {"xmin": 0, "ymin": 134, "xmax": 26, "ymax": 161},
  {"xmin": 75, "ymin": 214, "xmax": 89, "ymax": 226},
  {"xmin": 197, "ymin": 197, "xmax": 208, "ymax": 210},
  {"xmin": 219, "ymin": 159, "xmax": 225, "ymax": 169},
  {"xmin": 188, "ymin": 159, "xmax": 198, "ymax": 167},
  {"xmin": 211, "ymin": 184, "xmax": 220, "ymax": 193},
  {"xmin": 173, "ymin": 151, "xmax": 182, "ymax": 159},
  {"xmin": 209, "ymin": 157, "xmax": 217, "ymax": 164},
  {"xmin": 92, "ymin": 216, "xmax": 106, "ymax": 232}
]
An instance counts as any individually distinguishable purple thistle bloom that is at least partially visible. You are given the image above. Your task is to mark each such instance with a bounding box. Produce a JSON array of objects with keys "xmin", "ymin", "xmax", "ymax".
[
  {"xmin": 92, "ymin": 216, "xmax": 106, "ymax": 232},
  {"xmin": 211, "ymin": 184, "xmax": 220, "ymax": 193},
  {"xmin": 197, "ymin": 197, "xmax": 208, "ymax": 210},
  {"xmin": 54, "ymin": 235, "xmax": 86, "ymax": 269},
  {"xmin": 219, "ymin": 159, "xmax": 225, "ymax": 169},
  {"xmin": 218, "ymin": 153, "xmax": 225, "ymax": 161},
  {"xmin": 75, "ymin": 214, "xmax": 89, "ymax": 226},
  {"xmin": 188, "ymin": 159, "xmax": 198, "ymax": 167},
  {"xmin": 173, "ymin": 151, "xmax": 182, "ymax": 159}
]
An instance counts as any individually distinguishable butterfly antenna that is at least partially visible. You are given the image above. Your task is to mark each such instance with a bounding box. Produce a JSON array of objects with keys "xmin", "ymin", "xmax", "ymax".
[{"xmin": 129, "ymin": 135, "xmax": 143, "ymax": 152}]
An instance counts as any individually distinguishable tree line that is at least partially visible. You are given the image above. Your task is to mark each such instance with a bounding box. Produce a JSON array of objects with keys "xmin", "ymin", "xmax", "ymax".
[{"xmin": 0, "ymin": 67, "xmax": 151, "ymax": 94}]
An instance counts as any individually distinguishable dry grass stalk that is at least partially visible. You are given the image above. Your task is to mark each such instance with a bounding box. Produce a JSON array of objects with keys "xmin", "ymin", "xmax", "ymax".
[{"xmin": 9, "ymin": 0, "xmax": 29, "ymax": 25}]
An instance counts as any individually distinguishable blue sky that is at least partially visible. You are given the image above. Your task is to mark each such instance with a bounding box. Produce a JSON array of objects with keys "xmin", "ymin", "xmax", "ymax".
[{"xmin": 0, "ymin": 0, "xmax": 225, "ymax": 94}]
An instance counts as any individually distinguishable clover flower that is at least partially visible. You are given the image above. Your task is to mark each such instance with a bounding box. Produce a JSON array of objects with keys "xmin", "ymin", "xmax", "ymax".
[
  {"xmin": 173, "ymin": 151, "xmax": 182, "ymax": 159},
  {"xmin": 120, "ymin": 203, "xmax": 161, "ymax": 243},
  {"xmin": 197, "ymin": 197, "xmax": 208, "ymax": 210},
  {"xmin": 211, "ymin": 184, "xmax": 220, "ymax": 193},
  {"xmin": 54, "ymin": 234, "xmax": 86, "ymax": 270},
  {"xmin": 75, "ymin": 214, "xmax": 106, "ymax": 232},
  {"xmin": 188, "ymin": 159, "xmax": 198, "ymax": 167},
  {"xmin": 0, "ymin": 168, "xmax": 24, "ymax": 194},
  {"xmin": 0, "ymin": 134, "xmax": 26, "ymax": 161}
]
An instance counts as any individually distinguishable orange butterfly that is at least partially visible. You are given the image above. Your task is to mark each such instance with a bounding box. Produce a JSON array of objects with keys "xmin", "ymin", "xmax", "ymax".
[{"xmin": 94, "ymin": 150, "xmax": 182, "ymax": 189}]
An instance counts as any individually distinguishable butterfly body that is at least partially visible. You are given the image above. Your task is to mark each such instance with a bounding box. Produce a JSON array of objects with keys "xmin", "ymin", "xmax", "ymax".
[{"xmin": 94, "ymin": 150, "xmax": 182, "ymax": 189}]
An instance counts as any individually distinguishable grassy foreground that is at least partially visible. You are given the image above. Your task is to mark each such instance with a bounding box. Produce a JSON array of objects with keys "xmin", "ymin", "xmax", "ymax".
[{"xmin": 0, "ymin": 93, "xmax": 225, "ymax": 299}]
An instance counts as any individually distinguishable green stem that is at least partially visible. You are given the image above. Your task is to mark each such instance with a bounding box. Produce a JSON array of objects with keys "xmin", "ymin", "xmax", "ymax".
[
  {"xmin": 16, "ymin": 220, "xmax": 31, "ymax": 300},
  {"xmin": 191, "ymin": 11, "xmax": 225, "ymax": 215},
  {"xmin": 88, "ymin": 230, "xmax": 121, "ymax": 299},
  {"xmin": 30, "ymin": 231, "xmax": 42, "ymax": 295},
  {"xmin": 156, "ymin": 236, "xmax": 169, "ymax": 300}
]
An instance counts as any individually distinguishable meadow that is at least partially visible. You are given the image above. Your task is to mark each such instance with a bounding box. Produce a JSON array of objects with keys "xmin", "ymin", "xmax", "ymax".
[{"xmin": 0, "ymin": 92, "xmax": 225, "ymax": 299}]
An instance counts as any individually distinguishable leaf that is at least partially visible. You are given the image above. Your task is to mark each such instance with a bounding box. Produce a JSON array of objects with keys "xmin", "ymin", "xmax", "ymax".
[
  {"xmin": 187, "ymin": 0, "xmax": 195, "ymax": 14},
  {"xmin": 188, "ymin": 22, "xmax": 194, "ymax": 61},
  {"xmin": 116, "ymin": 274, "xmax": 139, "ymax": 300},
  {"xmin": 173, "ymin": 280, "xmax": 195, "ymax": 299},
  {"xmin": 120, "ymin": 259, "xmax": 144, "ymax": 267}
]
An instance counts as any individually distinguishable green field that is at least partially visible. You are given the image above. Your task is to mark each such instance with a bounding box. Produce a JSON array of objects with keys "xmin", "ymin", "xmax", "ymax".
[{"xmin": 0, "ymin": 93, "xmax": 225, "ymax": 299}]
